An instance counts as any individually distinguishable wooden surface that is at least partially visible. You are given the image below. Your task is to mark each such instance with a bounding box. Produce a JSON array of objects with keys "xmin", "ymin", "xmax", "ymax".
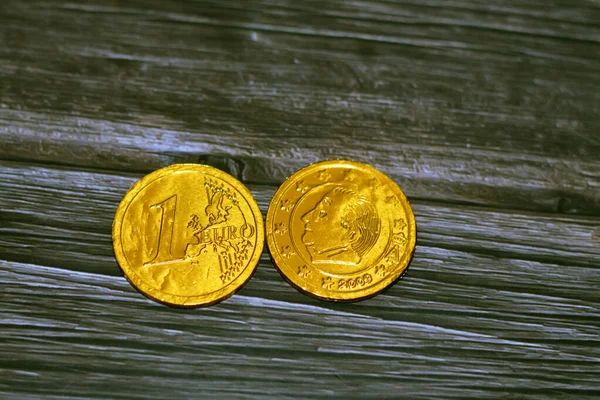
[{"xmin": 1, "ymin": 0, "xmax": 600, "ymax": 398}]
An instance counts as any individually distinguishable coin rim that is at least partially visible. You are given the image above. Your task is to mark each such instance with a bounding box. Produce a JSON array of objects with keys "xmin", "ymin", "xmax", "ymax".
[
  {"xmin": 112, "ymin": 163, "xmax": 264, "ymax": 308},
  {"xmin": 266, "ymin": 160, "xmax": 416, "ymax": 302}
]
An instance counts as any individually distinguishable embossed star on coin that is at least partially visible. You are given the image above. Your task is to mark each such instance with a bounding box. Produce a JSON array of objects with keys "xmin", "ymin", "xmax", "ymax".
[
  {"xmin": 266, "ymin": 160, "xmax": 416, "ymax": 302},
  {"xmin": 112, "ymin": 164, "xmax": 264, "ymax": 307}
]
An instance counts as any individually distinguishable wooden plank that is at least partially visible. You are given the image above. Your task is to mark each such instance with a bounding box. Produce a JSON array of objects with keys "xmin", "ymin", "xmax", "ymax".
[
  {"xmin": 1, "ymin": 161, "xmax": 598, "ymax": 300},
  {"xmin": 2, "ymin": 110, "xmax": 599, "ymax": 215},
  {"xmin": 2, "ymin": 260, "xmax": 599, "ymax": 399},
  {"xmin": 1, "ymin": 0, "xmax": 599, "ymax": 214}
]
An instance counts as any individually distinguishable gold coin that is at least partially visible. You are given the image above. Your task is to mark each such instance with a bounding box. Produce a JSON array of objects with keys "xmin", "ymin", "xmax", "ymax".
[
  {"xmin": 112, "ymin": 164, "xmax": 264, "ymax": 307},
  {"xmin": 266, "ymin": 160, "xmax": 416, "ymax": 302}
]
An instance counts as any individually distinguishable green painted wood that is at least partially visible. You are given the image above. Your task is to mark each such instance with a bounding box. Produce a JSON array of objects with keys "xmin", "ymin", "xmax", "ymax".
[{"xmin": 1, "ymin": 1, "xmax": 599, "ymax": 398}]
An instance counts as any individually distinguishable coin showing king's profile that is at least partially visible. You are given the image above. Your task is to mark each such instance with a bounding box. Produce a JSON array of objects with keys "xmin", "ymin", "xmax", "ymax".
[
  {"xmin": 113, "ymin": 164, "xmax": 264, "ymax": 307},
  {"xmin": 266, "ymin": 160, "xmax": 416, "ymax": 302}
]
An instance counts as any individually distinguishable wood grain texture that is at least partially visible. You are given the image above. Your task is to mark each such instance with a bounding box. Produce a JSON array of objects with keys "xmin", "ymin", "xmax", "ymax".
[
  {"xmin": 1, "ymin": 0, "xmax": 599, "ymax": 398},
  {"xmin": 2, "ymin": 260, "xmax": 599, "ymax": 400}
]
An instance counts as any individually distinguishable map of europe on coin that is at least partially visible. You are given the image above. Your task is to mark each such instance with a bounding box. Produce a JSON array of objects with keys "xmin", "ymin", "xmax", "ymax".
[
  {"xmin": 266, "ymin": 160, "xmax": 416, "ymax": 301},
  {"xmin": 113, "ymin": 164, "xmax": 264, "ymax": 307}
]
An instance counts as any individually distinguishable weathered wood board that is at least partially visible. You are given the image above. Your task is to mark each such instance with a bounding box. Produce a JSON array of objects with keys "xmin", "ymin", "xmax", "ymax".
[{"xmin": 1, "ymin": 0, "xmax": 599, "ymax": 398}]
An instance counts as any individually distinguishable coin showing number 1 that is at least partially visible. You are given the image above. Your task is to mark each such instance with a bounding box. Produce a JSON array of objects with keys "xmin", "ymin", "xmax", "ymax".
[{"xmin": 112, "ymin": 164, "xmax": 264, "ymax": 307}]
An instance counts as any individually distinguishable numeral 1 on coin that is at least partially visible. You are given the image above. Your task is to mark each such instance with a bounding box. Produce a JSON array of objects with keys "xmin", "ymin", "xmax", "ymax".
[{"xmin": 144, "ymin": 195, "xmax": 178, "ymax": 266}]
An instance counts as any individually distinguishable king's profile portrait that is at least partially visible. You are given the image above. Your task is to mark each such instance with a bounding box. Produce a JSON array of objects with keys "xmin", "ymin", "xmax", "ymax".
[{"xmin": 301, "ymin": 186, "xmax": 380, "ymax": 266}]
